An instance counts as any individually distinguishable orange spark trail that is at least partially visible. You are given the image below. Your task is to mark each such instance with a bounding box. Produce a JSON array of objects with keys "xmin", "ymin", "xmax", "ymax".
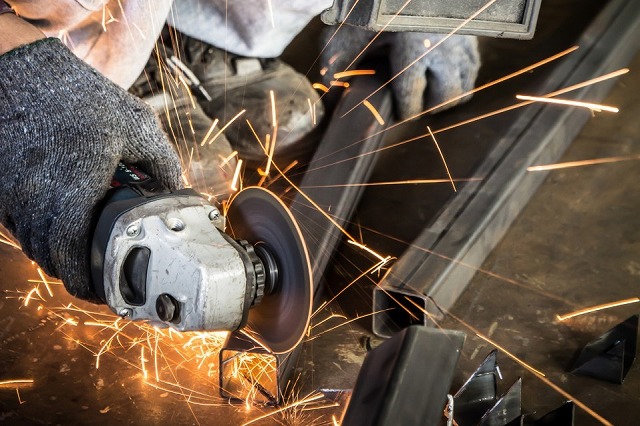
[
  {"xmin": 363, "ymin": 100, "xmax": 385, "ymax": 125},
  {"xmin": 527, "ymin": 154, "xmax": 640, "ymax": 171},
  {"xmin": 231, "ymin": 159, "xmax": 243, "ymax": 192},
  {"xmin": 516, "ymin": 95, "xmax": 619, "ymax": 113},
  {"xmin": 557, "ymin": 298, "xmax": 640, "ymax": 321},
  {"xmin": 312, "ymin": 259, "xmax": 390, "ymax": 319},
  {"xmin": 0, "ymin": 379, "xmax": 34, "ymax": 388},
  {"xmin": 243, "ymin": 393, "xmax": 325, "ymax": 425},
  {"xmin": 427, "ymin": 126, "xmax": 456, "ymax": 192},
  {"xmin": 306, "ymin": 309, "xmax": 393, "ymax": 341},
  {"xmin": 312, "ymin": 83, "xmax": 330, "ymax": 93},
  {"xmin": 299, "ymin": 178, "xmax": 482, "ymax": 189},
  {"xmin": 330, "ymin": 81, "xmax": 350, "ymax": 88},
  {"xmin": 207, "ymin": 109, "xmax": 246, "ymax": 145},
  {"xmin": 272, "ymin": 163, "xmax": 358, "ymax": 245},
  {"xmin": 341, "ymin": 0, "xmax": 500, "ymax": 117},
  {"xmin": 199, "ymin": 118, "xmax": 220, "ymax": 146},
  {"xmin": 333, "ymin": 70, "xmax": 376, "ymax": 79}
]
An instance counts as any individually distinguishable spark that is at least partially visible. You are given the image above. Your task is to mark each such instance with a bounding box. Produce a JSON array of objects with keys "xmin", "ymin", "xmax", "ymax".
[
  {"xmin": 208, "ymin": 109, "xmax": 246, "ymax": 145},
  {"xmin": 141, "ymin": 346, "xmax": 148, "ymax": 380},
  {"xmin": 333, "ymin": 415, "xmax": 340, "ymax": 426},
  {"xmin": 266, "ymin": 0, "xmax": 275, "ymax": 28},
  {"xmin": 0, "ymin": 228, "xmax": 20, "ymax": 249},
  {"xmin": 23, "ymin": 286, "xmax": 42, "ymax": 307},
  {"xmin": 199, "ymin": 118, "xmax": 220, "ymax": 146},
  {"xmin": 306, "ymin": 309, "xmax": 392, "ymax": 341},
  {"xmin": 362, "ymin": 100, "xmax": 385, "ymax": 125},
  {"xmin": 346, "ymin": 240, "xmax": 388, "ymax": 263},
  {"xmin": 273, "ymin": 163, "xmax": 359, "ymax": 244},
  {"xmin": 333, "ymin": 70, "xmax": 376, "ymax": 79},
  {"xmin": 341, "ymin": 0, "xmax": 500, "ymax": 117},
  {"xmin": 516, "ymin": 95, "xmax": 619, "ymax": 113},
  {"xmin": 0, "ymin": 379, "xmax": 34, "ymax": 388},
  {"xmin": 245, "ymin": 119, "xmax": 268, "ymax": 154},
  {"xmin": 309, "ymin": 314, "xmax": 348, "ymax": 331},
  {"xmin": 330, "ymin": 81, "xmax": 350, "ymax": 88},
  {"xmin": 312, "ymin": 259, "xmax": 393, "ymax": 319},
  {"xmin": 231, "ymin": 159, "xmax": 244, "ymax": 192},
  {"xmin": 299, "ymin": 178, "xmax": 482, "ymax": 189},
  {"xmin": 427, "ymin": 126, "xmax": 456, "ymax": 192},
  {"xmin": 243, "ymin": 393, "xmax": 325, "ymax": 425},
  {"xmin": 264, "ymin": 160, "xmax": 298, "ymax": 188},
  {"xmin": 307, "ymin": 98, "xmax": 317, "ymax": 125},
  {"xmin": 101, "ymin": 5, "xmax": 119, "ymax": 32},
  {"xmin": 36, "ymin": 268, "xmax": 54, "ymax": 298},
  {"xmin": 312, "ymin": 83, "xmax": 330, "ymax": 93},
  {"xmin": 260, "ymin": 91, "xmax": 279, "ymax": 182},
  {"xmin": 527, "ymin": 154, "xmax": 640, "ymax": 172},
  {"xmin": 557, "ymin": 298, "xmax": 640, "ymax": 321},
  {"xmin": 219, "ymin": 150, "xmax": 238, "ymax": 168},
  {"xmin": 270, "ymin": 90, "xmax": 277, "ymax": 129}
]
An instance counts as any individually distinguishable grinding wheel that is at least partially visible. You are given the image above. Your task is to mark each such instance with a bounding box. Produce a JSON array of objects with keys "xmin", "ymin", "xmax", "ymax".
[{"xmin": 226, "ymin": 187, "xmax": 313, "ymax": 354}]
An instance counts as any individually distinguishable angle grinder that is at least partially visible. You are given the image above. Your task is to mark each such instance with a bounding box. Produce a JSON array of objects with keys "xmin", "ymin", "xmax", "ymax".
[{"xmin": 90, "ymin": 163, "xmax": 312, "ymax": 354}]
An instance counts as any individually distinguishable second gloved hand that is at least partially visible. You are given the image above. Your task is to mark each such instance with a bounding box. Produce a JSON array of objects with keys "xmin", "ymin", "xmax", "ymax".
[
  {"xmin": 0, "ymin": 38, "xmax": 182, "ymax": 302},
  {"xmin": 320, "ymin": 26, "xmax": 480, "ymax": 119}
]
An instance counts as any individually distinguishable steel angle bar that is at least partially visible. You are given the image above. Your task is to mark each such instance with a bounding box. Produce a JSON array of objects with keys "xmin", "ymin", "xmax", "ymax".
[{"xmin": 373, "ymin": 0, "xmax": 640, "ymax": 337}]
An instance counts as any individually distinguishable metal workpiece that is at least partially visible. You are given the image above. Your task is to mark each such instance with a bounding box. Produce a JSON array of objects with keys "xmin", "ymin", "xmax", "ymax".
[
  {"xmin": 322, "ymin": 0, "xmax": 542, "ymax": 39},
  {"xmin": 533, "ymin": 401, "xmax": 575, "ymax": 425},
  {"xmin": 373, "ymin": 0, "xmax": 640, "ymax": 334},
  {"xmin": 568, "ymin": 314, "xmax": 638, "ymax": 384},
  {"xmin": 341, "ymin": 325, "xmax": 465, "ymax": 426},
  {"xmin": 101, "ymin": 195, "xmax": 253, "ymax": 332},
  {"xmin": 453, "ymin": 350, "xmax": 500, "ymax": 425},
  {"xmin": 219, "ymin": 333, "xmax": 280, "ymax": 405},
  {"xmin": 478, "ymin": 378, "xmax": 522, "ymax": 426}
]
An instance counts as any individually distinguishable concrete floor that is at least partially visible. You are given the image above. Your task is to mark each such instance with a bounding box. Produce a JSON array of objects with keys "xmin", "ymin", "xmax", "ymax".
[{"xmin": 440, "ymin": 51, "xmax": 640, "ymax": 425}]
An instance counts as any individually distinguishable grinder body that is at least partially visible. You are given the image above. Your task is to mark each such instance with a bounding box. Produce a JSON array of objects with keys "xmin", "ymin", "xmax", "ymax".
[{"xmin": 90, "ymin": 163, "xmax": 265, "ymax": 332}]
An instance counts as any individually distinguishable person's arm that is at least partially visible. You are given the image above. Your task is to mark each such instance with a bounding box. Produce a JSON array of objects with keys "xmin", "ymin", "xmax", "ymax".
[
  {"xmin": 0, "ymin": 10, "xmax": 45, "ymax": 55},
  {"xmin": 0, "ymin": 11, "xmax": 182, "ymax": 302}
]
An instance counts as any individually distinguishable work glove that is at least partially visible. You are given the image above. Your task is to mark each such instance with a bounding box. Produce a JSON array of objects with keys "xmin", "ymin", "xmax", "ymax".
[
  {"xmin": 320, "ymin": 26, "xmax": 480, "ymax": 119},
  {"xmin": 0, "ymin": 38, "xmax": 182, "ymax": 302}
]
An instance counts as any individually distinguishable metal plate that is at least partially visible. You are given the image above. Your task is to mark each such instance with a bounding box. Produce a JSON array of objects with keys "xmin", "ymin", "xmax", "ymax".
[{"xmin": 226, "ymin": 187, "xmax": 313, "ymax": 354}]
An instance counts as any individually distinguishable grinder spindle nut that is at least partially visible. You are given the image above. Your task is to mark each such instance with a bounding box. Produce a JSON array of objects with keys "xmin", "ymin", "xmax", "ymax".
[{"xmin": 237, "ymin": 240, "xmax": 266, "ymax": 306}]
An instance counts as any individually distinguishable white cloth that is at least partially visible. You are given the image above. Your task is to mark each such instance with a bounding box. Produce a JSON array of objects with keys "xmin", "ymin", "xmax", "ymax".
[{"xmin": 8, "ymin": 0, "xmax": 331, "ymax": 88}]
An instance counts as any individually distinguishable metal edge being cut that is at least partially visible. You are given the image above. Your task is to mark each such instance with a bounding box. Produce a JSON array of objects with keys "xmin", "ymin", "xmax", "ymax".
[
  {"xmin": 225, "ymin": 186, "xmax": 313, "ymax": 355},
  {"xmin": 373, "ymin": 0, "xmax": 640, "ymax": 338}
]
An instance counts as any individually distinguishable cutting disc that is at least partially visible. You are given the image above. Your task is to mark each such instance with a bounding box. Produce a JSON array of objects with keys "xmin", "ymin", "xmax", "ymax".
[{"xmin": 226, "ymin": 187, "xmax": 313, "ymax": 354}]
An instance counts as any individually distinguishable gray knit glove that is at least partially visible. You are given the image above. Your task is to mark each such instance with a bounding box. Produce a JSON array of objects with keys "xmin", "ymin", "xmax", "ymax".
[
  {"xmin": 0, "ymin": 39, "xmax": 182, "ymax": 302},
  {"xmin": 321, "ymin": 27, "xmax": 480, "ymax": 119}
]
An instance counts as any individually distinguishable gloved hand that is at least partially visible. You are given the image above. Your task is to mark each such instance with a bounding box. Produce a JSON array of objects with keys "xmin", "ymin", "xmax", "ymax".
[
  {"xmin": 320, "ymin": 26, "xmax": 480, "ymax": 119},
  {"xmin": 0, "ymin": 38, "xmax": 182, "ymax": 302}
]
